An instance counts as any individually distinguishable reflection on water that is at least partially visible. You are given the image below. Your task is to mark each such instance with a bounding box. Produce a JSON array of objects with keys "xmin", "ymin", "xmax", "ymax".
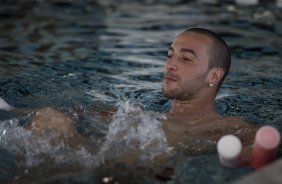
[{"xmin": 0, "ymin": 0, "xmax": 282, "ymax": 183}]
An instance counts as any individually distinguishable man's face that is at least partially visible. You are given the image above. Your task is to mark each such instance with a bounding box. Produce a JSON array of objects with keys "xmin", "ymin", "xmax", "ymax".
[{"xmin": 162, "ymin": 31, "xmax": 212, "ymax": 100}]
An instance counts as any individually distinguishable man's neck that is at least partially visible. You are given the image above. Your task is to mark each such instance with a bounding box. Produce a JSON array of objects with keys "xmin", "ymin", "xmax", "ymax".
[{"xmin": 169, "ymin": 97, "xmax": 218, "ymax": 117}]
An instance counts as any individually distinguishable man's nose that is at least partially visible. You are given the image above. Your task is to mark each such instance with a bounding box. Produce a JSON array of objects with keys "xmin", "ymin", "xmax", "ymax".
[{"xmin": 166, "ymin": 57, "xmax": 178, "ymax": 71}]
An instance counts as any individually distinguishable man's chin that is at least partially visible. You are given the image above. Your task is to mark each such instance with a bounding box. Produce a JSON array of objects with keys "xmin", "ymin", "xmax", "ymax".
[
  {"xmin": 162, "ymin": 86, "xmax": 178, "ymax": 98},
  {"xmin": 162, "ymin": 90, "xmax": 176, "ymax": 99}
]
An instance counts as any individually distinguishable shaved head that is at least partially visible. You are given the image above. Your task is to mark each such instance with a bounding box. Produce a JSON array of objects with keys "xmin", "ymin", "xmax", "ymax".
[{"xmin": 185, "ymin": 28, "xmax": 231, "ymax": 89}]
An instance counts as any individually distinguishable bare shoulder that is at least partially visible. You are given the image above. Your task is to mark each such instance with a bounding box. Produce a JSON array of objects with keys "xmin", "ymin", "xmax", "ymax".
[
  {"xmin": 222, "ymin": 116, "xmax": 257, "ymax": 128},
  {"xmin": 220, "ymin": 116, "xmax": 258, "ymax": 145}
]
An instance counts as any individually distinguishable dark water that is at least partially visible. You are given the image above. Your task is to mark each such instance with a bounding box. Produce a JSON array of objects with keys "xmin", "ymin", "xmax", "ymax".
[{"xmin": 0, "ymin": 0, "xmax": 282, "ymax": 183}]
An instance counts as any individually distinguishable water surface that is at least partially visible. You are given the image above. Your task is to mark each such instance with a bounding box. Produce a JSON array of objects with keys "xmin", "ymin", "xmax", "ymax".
[{"xmin": 0, "ymin": 0, "xmax": 282, "ymax": 183}]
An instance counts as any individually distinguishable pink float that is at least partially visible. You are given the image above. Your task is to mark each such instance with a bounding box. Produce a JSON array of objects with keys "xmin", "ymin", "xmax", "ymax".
[{"xmin": 250, "ymin": 125, "xmax": 281, "ymax": 169}]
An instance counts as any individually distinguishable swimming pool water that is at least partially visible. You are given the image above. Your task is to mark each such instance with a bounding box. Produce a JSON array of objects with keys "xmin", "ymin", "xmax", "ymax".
[{"xmin": 0, "ymin": 0, "xmax": 282, "ymax": 183}]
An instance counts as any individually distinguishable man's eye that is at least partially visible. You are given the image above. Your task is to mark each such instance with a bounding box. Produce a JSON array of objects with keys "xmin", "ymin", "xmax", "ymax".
[{"xmin": 183, "ymin": 57, "xmax": 191, "ymax": 61}]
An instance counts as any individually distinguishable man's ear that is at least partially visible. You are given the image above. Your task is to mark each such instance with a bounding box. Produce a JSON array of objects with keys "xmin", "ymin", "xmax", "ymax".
[{"xmin": 207, "ymin": 68, "xmax": 224, "ymax": 86}]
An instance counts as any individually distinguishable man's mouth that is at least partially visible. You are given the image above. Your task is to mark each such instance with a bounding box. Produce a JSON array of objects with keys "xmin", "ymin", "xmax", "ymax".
[{"xmin": 163, "ymin": 73, "xmax": 178, "ymax": 82}]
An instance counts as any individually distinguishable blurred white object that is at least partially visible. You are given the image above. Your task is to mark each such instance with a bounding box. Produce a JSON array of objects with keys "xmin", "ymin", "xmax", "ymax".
[
  {"xmin": 235, "ymin": 0, "xmax": 258, "ymax": 6},
  {"xmin": 0, "ymin": 97, "xmax": 13, "ymax": 111},
  {"xmin": 217, "ymin": 134, "xmax": 242, "ymax": 167}
]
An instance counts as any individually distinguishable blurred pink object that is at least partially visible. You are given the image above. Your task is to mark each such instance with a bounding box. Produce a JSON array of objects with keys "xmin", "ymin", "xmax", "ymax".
[{"xmin": 250, "ymin": 125, "xmax": 281, "ymax": 169}]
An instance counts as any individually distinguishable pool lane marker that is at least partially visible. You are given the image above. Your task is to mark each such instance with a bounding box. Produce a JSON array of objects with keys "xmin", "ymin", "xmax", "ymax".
[
  {"xmin": 217, "ymin": 125, "xmax": 281, "ymax": 169},
  {"xmin": 217, "ymin": 134, "xmax": 242, "ymax": 168},
  {"xmin": 250, "ymin": 125, "xmax": 281, "ymax": 170}
]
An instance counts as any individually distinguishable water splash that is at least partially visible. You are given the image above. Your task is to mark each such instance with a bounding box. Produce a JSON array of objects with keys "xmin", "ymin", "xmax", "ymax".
[
  {"xmin": 0, "ymin": 117, "xmax": 95, "ymax": 168},
  {"xmin": 0, "ymin": 102, "xmax": 169, "ymax": 171},
  {"xmin": 95, "ymin": 101, "xmax": 169, "ymax": 165}
]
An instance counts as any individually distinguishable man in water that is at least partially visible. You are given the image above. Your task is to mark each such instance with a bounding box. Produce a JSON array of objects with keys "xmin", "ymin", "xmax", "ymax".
[
  {"xmin": 22, "ymin": 28, "xmax": 257, "ymax": 163},
  {"xmin": 0, "ymin": 28, "xmax": 258, "ymax": 181},
  {"xmin": 160, "ymin": 28, "xmax": 257, "ymax": 157}
]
